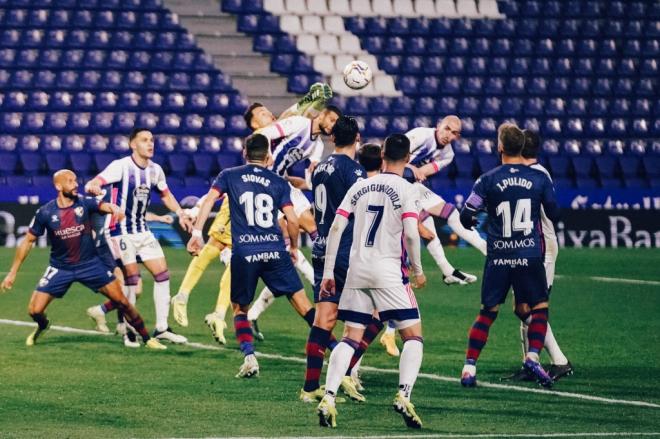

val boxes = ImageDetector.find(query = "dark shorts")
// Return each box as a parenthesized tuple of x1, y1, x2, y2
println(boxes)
(230, 250, 304, 306)
(481, 257, 548, 308)
(36, 258, 116, 298)
(312, 252, 348, 304)
(96, 243, 118, 271)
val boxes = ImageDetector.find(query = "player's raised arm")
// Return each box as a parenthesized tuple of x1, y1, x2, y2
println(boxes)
(1, 225, 39, 292)
(84, 159, 124, 196)
(97, 201, 125, 223)
(187, 187, 222, 255)
(460, 178, 486, 230)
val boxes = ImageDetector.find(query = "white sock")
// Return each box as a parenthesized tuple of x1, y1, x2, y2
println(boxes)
(521, 317, 530, 357)
(295, 249, 315, 284)
(385, 323, 396, 336)
(398, 339, 423, 400)
(247, 288, 275, 321)
(543, 322, 568, 365)
(426, 237, 454, 277)
(325, 341, 356, 395)
(125, 285, 137, 306)
(154, 280, 170, 332)
(447, 210, 487, 255)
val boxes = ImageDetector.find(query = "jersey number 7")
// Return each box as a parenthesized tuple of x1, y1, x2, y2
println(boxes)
(365, 205, 384, 247)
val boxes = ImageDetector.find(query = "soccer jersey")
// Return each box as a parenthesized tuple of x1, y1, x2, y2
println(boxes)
(29, 196, 104, 269)
(311, 154, 365, 258)
(466, 164, 560, 258)
(530, 163, 557, 242)
(336, 173, 419, 289)
(257, 115, 324, 177)
(95, 156, 169, 237)
(211, 164, 292, 253)
(405, 127, 455, 172)
(91, 184, 114, 248)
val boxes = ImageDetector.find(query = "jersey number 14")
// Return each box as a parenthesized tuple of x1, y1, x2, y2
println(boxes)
(496, 198, 533, 238)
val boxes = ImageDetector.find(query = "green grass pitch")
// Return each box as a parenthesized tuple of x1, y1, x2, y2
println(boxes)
(0, 247, 658, 438)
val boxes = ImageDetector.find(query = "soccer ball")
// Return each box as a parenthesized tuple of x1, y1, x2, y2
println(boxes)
(343, 60, 372, 90)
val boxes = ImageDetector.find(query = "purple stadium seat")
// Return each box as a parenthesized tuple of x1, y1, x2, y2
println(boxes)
(388, 116, 410, 133)
(548, 156, 571, 178)
(365, 117, 388, 137)
(207, 115, 226, 134)
(0, 152, 19, 175)
(217, 152, 243, 170)
(192, 153, 216, 178)
(69, 153, 92, 175)
(438, 97, 458, 114)
(563, 139, 581, 155)
(597, 155, 619, 178)
(167, 153, 190, 177)
(619, 156, 641, 178)
(390, 96, 413, 115)
(19, 152, 43, 175)
(189, 93, 208, 112)
(369, 97, 390, 114)
(572, 156, 593, 178)
(45, 152, 68, 173)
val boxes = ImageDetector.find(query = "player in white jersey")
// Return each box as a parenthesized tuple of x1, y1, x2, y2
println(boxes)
(404, 116, 488, 285)
(240, 101, 340, 337)
(85, 128, 193, 344)
(506, 130, 573, 382)
(317, 134, 426, 429)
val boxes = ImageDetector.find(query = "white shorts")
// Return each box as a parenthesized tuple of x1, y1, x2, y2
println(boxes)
(338, 284, 421, 330)
(109, 232, 165, 265)
(278, 185, 312, 219)
(414, 183, 445, 212)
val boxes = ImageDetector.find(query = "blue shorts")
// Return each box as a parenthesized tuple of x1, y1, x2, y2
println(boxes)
(481, 257, 548, 308)
(230, 250, 304, 306)
(96, 243, 118, 271)
(312, 252, 348, 304)
(36, 258, 116, 298)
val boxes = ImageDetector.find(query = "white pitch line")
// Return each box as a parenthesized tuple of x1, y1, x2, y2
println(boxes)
(554, 274, 660, 286)
(2, 319, 659, 410)
(203, 434, 660, 439)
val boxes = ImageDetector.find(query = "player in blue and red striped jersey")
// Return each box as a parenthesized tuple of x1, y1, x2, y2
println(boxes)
(187, 133, 322, 378)
(0, 170, 165, 350)
(459, 124, 560, 388)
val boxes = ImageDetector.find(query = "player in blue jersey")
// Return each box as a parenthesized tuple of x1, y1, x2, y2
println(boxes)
(458, 124, 560, 388)
(188, 133, 324, 378)
(0, 170, 166, 350)
(301, 116, 371, 403)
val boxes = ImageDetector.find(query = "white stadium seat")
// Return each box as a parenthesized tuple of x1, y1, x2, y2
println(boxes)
(350, 0, 375, 16)
(318, 34, 341, 54)
(330, 73, 376, 96)
(328, 0, 351, 16)
(285, 0, 307, 14)
(339, 34, 362, 55)
(378, 0, 396, 17)
(323, 16, 346, 35)
(479, 0, 504, 18)
(280, 15, 302, 34)
(456, 0, 480, 17)
(263, 0, 286, 14)
(415, 0, 438, 16)
(307, 0, 330, 15)
(313, 54, 335, 75)
(393, 0, 416, 17)
(302, 15, 324, 34)
(334, 54, 354, 71)
(297, 34, 319, 53)
(435, 0, 458, 17)
(374, 74, 400, 96)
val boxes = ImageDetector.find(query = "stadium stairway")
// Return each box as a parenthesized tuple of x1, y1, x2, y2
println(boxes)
(164, 0, 301, 112)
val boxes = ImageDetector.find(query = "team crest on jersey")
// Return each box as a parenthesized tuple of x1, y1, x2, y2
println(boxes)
(355, 169, 363, 177)
(253, 167, 263, 173)
(134, 185, 150, 203)
(74, 206, 84, 217)
(510, 168, 519, 173)
(51, 215, 59, 223)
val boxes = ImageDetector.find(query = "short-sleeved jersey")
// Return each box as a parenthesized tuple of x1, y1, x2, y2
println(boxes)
(311, 154, 365, 257)
(96, 156, 168, 237)
(29, 196, 103, 268)
(257, 116, 324, 177)
(530, 162, 557, 241)
(211, 164, 292, 253)
(405, 127, 455, 172)
(336, 173, 419, 289)
(466, 164, 560, 258)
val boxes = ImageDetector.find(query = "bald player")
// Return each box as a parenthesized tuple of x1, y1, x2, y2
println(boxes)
(1, 170, 166, 350)
(404, 117, 488, 286)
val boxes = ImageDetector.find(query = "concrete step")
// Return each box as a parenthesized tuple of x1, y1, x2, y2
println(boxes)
(163, 0, 222, 17)
(232, 75, 289, 95)
(212, 54, 272, 75)
(179, 16, 237, 34)
(195, 34, 255, 56)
